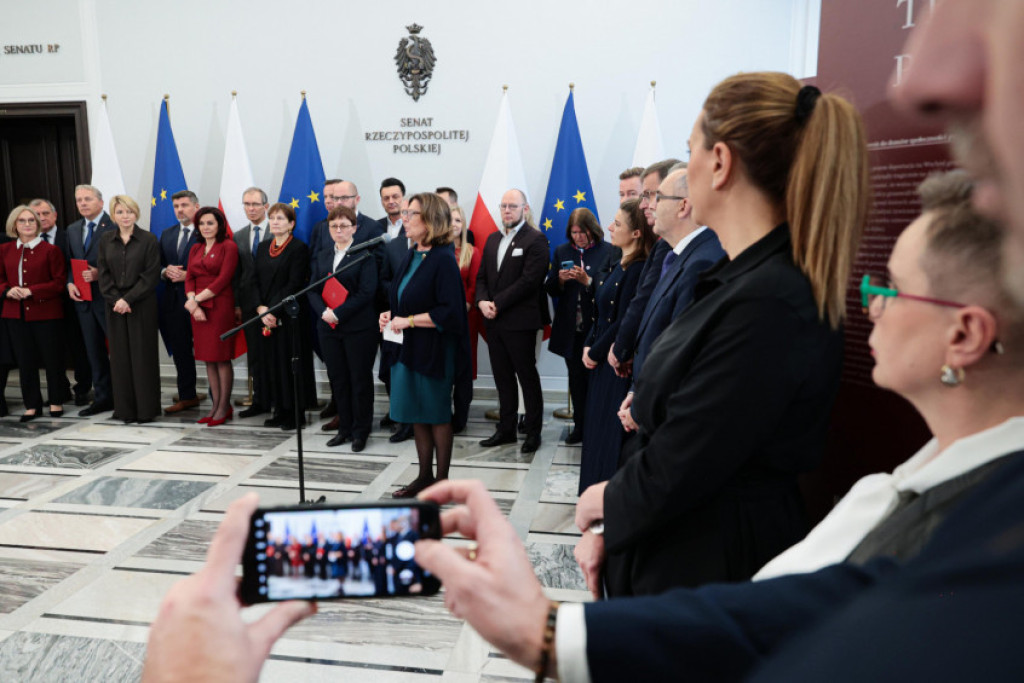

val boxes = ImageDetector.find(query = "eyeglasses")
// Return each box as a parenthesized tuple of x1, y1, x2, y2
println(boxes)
(243, 202, 265, 209)
(860, 273, 967, 319)
(329, 223, 354, 230)
(328, 195, 357, 202)
(498, 203, 522, 211)
(655, 192, 686, 203)
(401, 210, 421, 218)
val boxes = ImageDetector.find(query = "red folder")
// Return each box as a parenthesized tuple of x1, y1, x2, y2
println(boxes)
(321, 277, 349, 329)
(71, 259, 92, 302)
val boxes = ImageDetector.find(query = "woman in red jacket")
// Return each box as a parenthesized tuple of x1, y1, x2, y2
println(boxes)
(0, 206, 67, 421)
(451, 204, 481, 433)
(185, 207, 239, 426)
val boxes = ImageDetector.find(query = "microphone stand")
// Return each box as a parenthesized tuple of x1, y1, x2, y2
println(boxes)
(221, 244, 378, 505)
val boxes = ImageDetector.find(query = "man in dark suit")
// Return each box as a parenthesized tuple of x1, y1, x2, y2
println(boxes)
(378, 199, 414, 443)
(608, 159, 682, 377)
(476, 189, 550, 453)
(376, 178, 406, 241)
(618, 166, 724, 432)
(308, 180, 381, 264)
(32, 198, 91, 406)
(158, 190, 201, 414)
(233, 187, 272, 418)
(65, 184, 114, 416)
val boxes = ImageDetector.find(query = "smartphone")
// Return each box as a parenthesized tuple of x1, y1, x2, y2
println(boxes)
(561, 260, 575, 270)
(239, 500, 442, 603)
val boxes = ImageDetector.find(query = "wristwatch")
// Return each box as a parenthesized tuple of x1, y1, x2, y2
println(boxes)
(588, 520, 604, 536)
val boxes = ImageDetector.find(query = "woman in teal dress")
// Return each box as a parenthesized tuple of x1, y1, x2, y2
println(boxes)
(380, 192, 469, 498)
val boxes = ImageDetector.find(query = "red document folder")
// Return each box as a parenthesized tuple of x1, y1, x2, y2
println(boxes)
(71, 259, 92, 302)
(321, 277, 349, 329)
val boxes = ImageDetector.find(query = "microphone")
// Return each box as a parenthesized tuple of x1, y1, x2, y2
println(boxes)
(348, 234, 386, 252)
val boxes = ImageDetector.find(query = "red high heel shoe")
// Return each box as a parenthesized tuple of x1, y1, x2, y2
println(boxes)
(198, 415, 213, 424)
(206, 407, 233, 427)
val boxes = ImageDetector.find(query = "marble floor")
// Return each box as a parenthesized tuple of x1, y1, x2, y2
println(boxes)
(0, 389, 589, 682)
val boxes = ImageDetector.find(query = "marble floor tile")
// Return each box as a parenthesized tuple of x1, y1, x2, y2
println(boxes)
(46, 569, 176, 623)
(0, 472, 78, 500)
(396, 465, 526, 493)
(200, 485, 357, 512)
(539, 465, 579, 502)
(529, 503, 580, 535)
(117, 450, 258, 477)
(260, 657, 440, 683)
(451, 439, 535, 467)
(0, 420, 68, 439)
(0, 443, 133, 469)
(381, 489, 517, 517)
(56, 423, 179, 444)
(552, 446, 581, 466)
(251, 456, 388, 488)
(136, 519, 218, 562)
(0, 558, 82, 613)
(169, 429, 291, 452)
(525, 542, 586, 591)
(0, 512, 155, 552)
(52, 476, 216, 510)
(0, 632, 146, 682)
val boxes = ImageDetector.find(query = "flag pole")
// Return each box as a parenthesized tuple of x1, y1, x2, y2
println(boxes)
(553, 81, 578, 426)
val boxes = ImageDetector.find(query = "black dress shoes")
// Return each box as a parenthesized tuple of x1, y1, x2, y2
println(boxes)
(264, 414, 285, 428)
(79, 401, 113, 417)
(389, 423, 414, 443)
(239, 405, 267, 419)
(326, 433, 351, 447)
(564, 427, 583, 445)
(521, 434, 542, 453)
(351, 437, 366, 453)
(380, 414, 395, 428)
(479, 431, 517, 447)
(74, 393, 91, 407)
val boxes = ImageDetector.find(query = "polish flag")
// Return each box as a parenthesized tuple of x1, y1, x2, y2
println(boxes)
(218, 94, 254, 237)
(468, 89, 529, 244)
(632, 82, 665, 168)
(90, 96, 126, 205)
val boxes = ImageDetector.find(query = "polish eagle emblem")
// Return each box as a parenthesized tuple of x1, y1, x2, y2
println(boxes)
(395, 24, 436, 102)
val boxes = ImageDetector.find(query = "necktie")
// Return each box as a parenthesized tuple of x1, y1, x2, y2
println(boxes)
(177, 228, 190, 263)
(660, 250, 679, 278)
(252, 226, 260, 255)
(84, 221, 95, 253)
(41, 232, 50, 243)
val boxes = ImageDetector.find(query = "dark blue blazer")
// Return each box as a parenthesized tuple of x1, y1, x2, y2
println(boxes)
(544, 240, 616, 359)
(631, 228, 724, 383)
(611, 237, 671, 364)
(585, 449, 1024, 683)
(308, 212, 380, 265)
(584, 259, 644, 365)
(389, 246, 467, 379)
(64, 212, 115, 313)
(379, 227, 409, 312)
(307, 244, 378, 332)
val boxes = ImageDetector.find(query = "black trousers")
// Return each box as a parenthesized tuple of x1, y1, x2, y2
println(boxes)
(75, 300, 112, 404)
(242, 308, 271, 410)
(318, 324, 377, 439)
(62, 299, 91, 399)
(9, 317, 66, 409)
(566, 330, 589, 430)
(487, 327, 543, 436)
(160, 291, 197, 401)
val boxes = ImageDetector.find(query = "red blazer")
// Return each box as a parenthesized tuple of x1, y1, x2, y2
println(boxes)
(459, 244, 482, 306)
(185, 239, 239, 307)
(0, 240, 67, 320)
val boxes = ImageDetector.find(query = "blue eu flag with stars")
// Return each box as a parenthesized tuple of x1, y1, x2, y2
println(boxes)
(539, 91, 598, 256)
(278, 98, 327, 245)
(150, 99, 188, 239)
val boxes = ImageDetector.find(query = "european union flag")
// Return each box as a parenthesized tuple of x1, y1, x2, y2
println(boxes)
(150, 99, 188, 239)
(539, 91, 598, 256)
(278, 98, 327, 244)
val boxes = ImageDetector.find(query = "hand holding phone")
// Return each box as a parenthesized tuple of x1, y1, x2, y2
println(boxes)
(239, 500, 442, 603)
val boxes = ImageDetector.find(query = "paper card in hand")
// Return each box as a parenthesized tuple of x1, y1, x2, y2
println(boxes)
(71, 259, 92, 302)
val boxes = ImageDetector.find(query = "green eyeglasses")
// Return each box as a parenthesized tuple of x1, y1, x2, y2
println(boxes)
(859, 273, 967, 317)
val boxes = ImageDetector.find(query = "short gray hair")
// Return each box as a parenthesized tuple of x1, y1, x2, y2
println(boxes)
(243, 186, 268, 204)
(29, 198, 56, 212)
(75, 184, 102, 201)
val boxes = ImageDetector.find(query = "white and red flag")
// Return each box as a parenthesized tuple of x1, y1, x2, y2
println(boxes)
(90, 96, 126, 206)
(468, 89, 529, 244)
(218, 94, 254, 236)
(632, 82, 665, 168)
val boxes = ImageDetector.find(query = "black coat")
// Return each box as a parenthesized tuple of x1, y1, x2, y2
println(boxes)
(307, 243, 378, 332)
(604, 224, 844, 596)
(544, 240, 616, 359)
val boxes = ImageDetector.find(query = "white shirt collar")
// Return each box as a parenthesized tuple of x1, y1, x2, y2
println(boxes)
(503, 220, 525, 236)
(17, 236, 43, 250)
(673, 226, 708, 255)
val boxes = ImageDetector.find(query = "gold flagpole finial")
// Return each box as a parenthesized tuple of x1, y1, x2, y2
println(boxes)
(569, 82, 575, 91)
(231, 90, 237, 98)
(163, 94, 169, 101)
(301, 90, 307, 100)
(650, 80, 656, 88)
(101, 94, 107, 101)
(502, 84, 509, 93)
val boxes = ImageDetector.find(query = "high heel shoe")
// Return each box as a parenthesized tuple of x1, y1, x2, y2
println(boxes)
(207, 408, 233, 427)
(20, 412, 39, 423)
(198, 415, 212, 424)
(50, 406, 64, 418)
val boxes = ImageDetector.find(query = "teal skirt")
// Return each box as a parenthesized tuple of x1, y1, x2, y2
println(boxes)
(389, 337, 456, 425)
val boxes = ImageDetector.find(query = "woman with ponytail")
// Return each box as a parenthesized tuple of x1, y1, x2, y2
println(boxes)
(574, 72, 870, 597)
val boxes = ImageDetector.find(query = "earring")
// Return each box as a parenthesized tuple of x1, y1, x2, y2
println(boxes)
(940, 364, 965, 387)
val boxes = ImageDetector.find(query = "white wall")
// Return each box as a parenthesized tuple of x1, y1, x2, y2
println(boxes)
(1, 0, 820, 390)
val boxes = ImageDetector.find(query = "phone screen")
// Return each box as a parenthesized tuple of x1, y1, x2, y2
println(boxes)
(240, 501, 441, 603)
